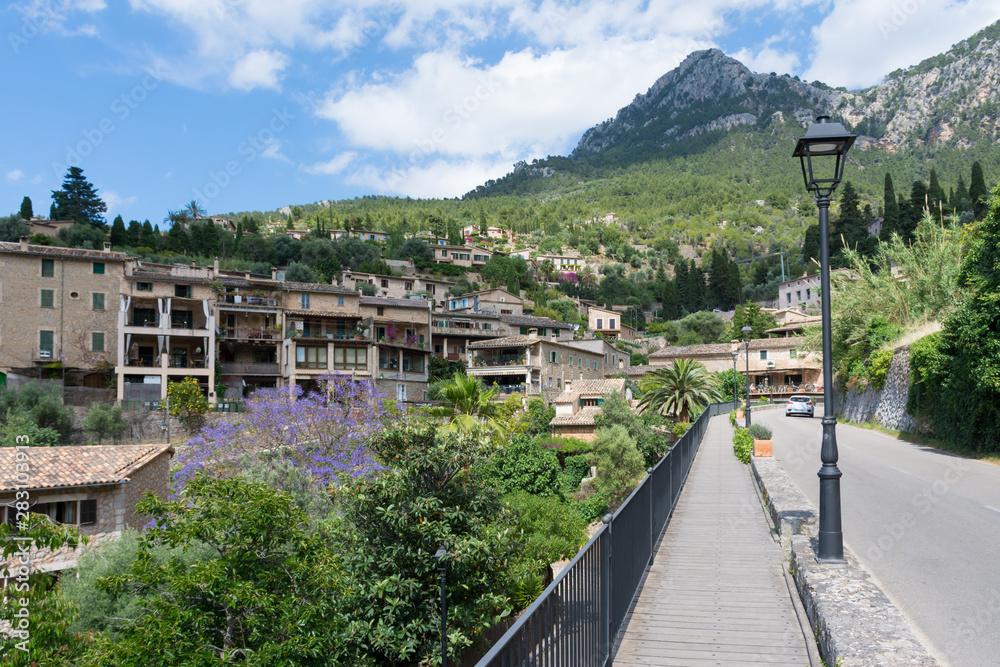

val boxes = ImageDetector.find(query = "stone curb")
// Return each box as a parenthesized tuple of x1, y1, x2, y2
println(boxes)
(751, 456, 940, 666)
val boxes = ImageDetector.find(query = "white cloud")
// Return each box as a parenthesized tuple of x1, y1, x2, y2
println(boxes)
(302, 152, 357, 175)
(731, 46, 800, 76)
(102, 190, 138, 212)
(6, 169, 24, 182)
(345, 155, 514, 198)
(803, 0, 1000, 88)
(229, 49, 289, 91)
(260, 138, 293, 163)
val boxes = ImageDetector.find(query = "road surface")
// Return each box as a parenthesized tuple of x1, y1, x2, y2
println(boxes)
(756, 409, 1000, 667)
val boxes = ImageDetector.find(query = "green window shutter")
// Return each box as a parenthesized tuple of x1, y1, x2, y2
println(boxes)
(39, 330, 53, 354)
(93, 262, 105, 275)
(92, 332, 104, 352)
(539, 328, 546, 336)
(40, 289, 53, 308)
(597, 398, 605, 406)
(520, 327, 527, 335)
(41, 259, 54, 277)
(92, 293, 104, 310)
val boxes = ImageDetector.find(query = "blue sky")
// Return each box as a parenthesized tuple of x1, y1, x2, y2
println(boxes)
(3, 0, 999, 224)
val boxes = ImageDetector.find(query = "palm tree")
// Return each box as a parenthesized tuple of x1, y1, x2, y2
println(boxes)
(426, 372, 502, 440)
(637, 359, 722, 423)
(185, 200, 206, 220)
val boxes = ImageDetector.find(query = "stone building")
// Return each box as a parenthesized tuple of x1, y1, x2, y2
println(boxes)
(361, 296, 432, 403)
(466, 331, 606, 404)
(550, 378, 631, 440)
(0, 239, 127, 389)
(340, 270, 455, 307)
(778, 272, 822, 310)
(431, 312, 509, 363)
(587, 306, 636, 340)
(0, 444, 173, 577)
(561, 338, 631, 374)
(649, 338, 822, 396)
(447, 288, 523, 316)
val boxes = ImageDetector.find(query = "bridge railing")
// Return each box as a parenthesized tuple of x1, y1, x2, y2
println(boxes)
(476, 402, 730, 667)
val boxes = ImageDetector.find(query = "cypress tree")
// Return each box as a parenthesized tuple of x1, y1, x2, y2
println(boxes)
(906, 180, 929, 241)
(970, 161, 989, 219)
(141, 220, 158, 248)
(690, 260, 707, 312)
(707, 248, 728, 310)
(127, 219, 142, 246)
(954, 174, 970, 211)
(928, 169, 947, 209)
(19, 196, 32, 220)
(661, 276, 678, 320)
(674, 260, 689, 314)
(802, 223, 821, 265)
(727, 258, 742, 307)
(882, 173, 899, 240)
(109, 215, 128, 247)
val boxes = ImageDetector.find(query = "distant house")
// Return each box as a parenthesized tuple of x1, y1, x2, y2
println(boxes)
(27, 219, 75, 238)
(448, 289, 523, 316)
(588, 306, 636, 340)
(562, 338, 630, 374)
(0, 444, 174, 577)
(209, 216, 236, 233)
(778, 273, 821, 310)
(550, 378, 631, 441)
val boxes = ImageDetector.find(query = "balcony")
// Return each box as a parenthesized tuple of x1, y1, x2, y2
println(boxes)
(220, 327, 282, 341)
(221, 362, 281, 376)
(470, 354, 529, 368)
(431, 324, 500, 337)
(217, 294, 280, 308)
(289, 329, 372, 342)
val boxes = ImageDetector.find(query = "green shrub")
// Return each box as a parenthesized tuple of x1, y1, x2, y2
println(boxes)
(747, 423, 772, 440)
(867, 349, 895, 392)
(558, 454, 592, 495)
(478, 436, 561, 496)
(82, 402, 128, 444)
(503, 491, 587, 566)
(728, 410, 737, 427)
(732, 427, 753, 464)
(591, 425, 645, 503)
(907, 332, 947, 417)
(574, 491, 609, 523)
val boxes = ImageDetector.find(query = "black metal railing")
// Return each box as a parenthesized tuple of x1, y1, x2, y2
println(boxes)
(476, 402, 728, 667)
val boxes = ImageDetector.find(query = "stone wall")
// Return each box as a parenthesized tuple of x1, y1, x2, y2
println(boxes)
(835, 345, 919, 433)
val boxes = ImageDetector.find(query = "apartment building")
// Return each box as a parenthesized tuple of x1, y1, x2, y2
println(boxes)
(0, 239, 127, 388)
(339, 270, 455, 305)
(535, 252, 587, 271)
(361, 296, 432, 403)
(216, 274, 284, 397)
(431, 312, 508, 362)
(466, 330, 606, 404)
(117, 263, 217, 404)
(447, 288, 523, 316)
(562, 338, 631, 374)
(431, 244, 497, 268)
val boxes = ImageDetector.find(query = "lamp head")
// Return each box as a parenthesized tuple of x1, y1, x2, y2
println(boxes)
(741, 325, 753, 340)
(793, 115, 856, 198)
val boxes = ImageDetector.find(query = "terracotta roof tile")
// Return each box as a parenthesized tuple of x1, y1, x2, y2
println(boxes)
(360, 296, 432, 308)
(554, 379, 626, 402)
(551, 406, 603, 426)
(500, 314, 572, 328)
(0, 445, 174, 492)
(649, 337, 807, 358)
(0, 241, 128, 261)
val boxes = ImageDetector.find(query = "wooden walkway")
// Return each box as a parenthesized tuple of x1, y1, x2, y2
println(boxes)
(613, 416, 814, 666)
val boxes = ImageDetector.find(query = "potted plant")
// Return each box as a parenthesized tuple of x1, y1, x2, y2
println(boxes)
(748, 423, 773, 458)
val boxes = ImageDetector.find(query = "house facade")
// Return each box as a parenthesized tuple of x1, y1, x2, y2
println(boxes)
(562, 338, 631, 374)
(550, 378, 631, 441)
(0, 239, 127, 389)
(447, 289, 523, 316)
(778, 273, 821, 310)
(361, 296, 432, 403)
(587, 306, 636, 340)
(0, 444, 173, 576)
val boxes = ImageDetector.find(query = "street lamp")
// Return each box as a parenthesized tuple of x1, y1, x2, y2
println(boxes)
(741, 324, 752, 428)
(731, 345, 739, 413)
(435, 546, 449, 667)
(794, 115, 856, 563)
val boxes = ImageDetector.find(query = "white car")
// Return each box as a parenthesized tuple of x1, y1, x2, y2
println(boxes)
(785, 395, 814, 418)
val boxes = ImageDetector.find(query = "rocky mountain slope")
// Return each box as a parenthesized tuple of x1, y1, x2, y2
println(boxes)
(573, 20, 1000, 165)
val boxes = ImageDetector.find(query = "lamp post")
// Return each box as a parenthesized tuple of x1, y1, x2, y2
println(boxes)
(793, 115, 856, 563)
(741, 325, 752, 428)
(435, 546, 448, 667)
(731, 347, 739, 413)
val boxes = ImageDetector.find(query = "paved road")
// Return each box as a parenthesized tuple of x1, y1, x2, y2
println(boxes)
(757, 409, 1000, 667)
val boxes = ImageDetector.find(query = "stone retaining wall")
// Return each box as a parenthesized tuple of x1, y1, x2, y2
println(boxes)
(751, 456, 939, 666)
(835, 346, 919, 433)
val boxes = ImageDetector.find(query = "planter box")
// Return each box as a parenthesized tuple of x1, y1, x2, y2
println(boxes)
(753, 439, 772, 458)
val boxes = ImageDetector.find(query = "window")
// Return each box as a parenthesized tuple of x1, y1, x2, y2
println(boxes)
(404, 282, 412, 290)
(441, 249, 448, 257)
(459, 253, 469, 260)
(132, 307, 156, 326)
(92, 293, 104, 310)
(377, 307, 385, 316)
(451, 253, 459, 259)
(760, 351, 768, 360)
(40, 289, 54, 308)
(592, 361, 598, 370)
(609, 318, 616, 329)
(171, 309, 193, 329)
(41, 258, 54, 277)
(786, 293, 791, 304)
(334, 347, 367, 370)
(381, 279, 389, 288)
(549, 351, 558, 363)
(93, 262, 105, 275)
(301, 293, 310, 309)
(796, 290, 801, 301)
(500, 309, 512, 315)
(806, 288, 811, 300)
(577, 358, 582, 367)
(39, 330, 53, 357)
(92, 332, 105, 352)
(428, 285, 436, 294)
(174, 284, 191, 298)
(137, 282, 153, 291)
(568, 355, 573, 365)
(20, 499, 95, 526)
(296, 346, 328, 368)
(597, 318, 603, 329)
(434, 344, 443, 354)
(337, 296, 345, 307)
